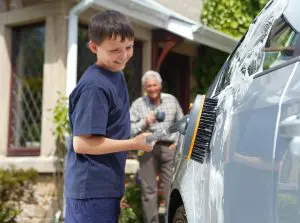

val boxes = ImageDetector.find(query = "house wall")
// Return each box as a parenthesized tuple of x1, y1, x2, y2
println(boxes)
(0, 1, 198, 221)
(157, 0, 204, 22)
(0, 2, 152, 222)
(15, 174, 57, 223)
(0, 1, 152, 173)
(0, 1, 70, 171)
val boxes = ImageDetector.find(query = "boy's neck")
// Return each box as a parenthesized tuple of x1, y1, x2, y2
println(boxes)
(95, 62, 118, 73)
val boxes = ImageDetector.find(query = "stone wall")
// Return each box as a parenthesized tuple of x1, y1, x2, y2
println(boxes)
(16, 174, 59, 223)
(14, 159, 139, 223)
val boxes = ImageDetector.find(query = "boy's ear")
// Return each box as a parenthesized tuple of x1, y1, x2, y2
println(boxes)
(88, 40, 98, 54)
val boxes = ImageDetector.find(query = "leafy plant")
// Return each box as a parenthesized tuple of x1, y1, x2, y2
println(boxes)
(50, 93, 70, 218)
(52, 93, 70, 142)
(0, 167, 38, 223)
(119, 175, 143, 223)
(193, 0, 269, 96)
(201, 0, 268, 37)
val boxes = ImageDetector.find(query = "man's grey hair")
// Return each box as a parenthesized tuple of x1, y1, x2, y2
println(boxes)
(141, 70, 162, 87)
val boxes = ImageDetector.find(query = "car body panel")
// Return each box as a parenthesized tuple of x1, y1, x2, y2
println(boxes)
(283, 0, 300, 32)
(169, 0, 300, 222)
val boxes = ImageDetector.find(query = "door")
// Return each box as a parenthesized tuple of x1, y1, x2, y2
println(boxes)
(159, 52, 190, 113)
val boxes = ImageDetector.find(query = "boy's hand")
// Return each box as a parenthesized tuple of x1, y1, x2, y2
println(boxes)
(133, 133, 155, 152)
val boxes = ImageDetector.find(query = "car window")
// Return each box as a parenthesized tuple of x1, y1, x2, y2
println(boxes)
(214, 16, 299, 95)
(263, 16, 299, 70)
(213, 34, 246, 96)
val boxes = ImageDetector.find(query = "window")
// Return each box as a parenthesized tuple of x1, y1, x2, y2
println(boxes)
(214, 33, 247, 95)
(263, 17, 299, 70)
(214, 16, 299, 95)
(8, 23, 45, 156)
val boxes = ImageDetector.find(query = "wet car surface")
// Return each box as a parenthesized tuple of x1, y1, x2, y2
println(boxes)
(168, 0, 300, 222)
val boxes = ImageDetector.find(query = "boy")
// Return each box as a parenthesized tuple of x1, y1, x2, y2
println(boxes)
(64, 10, 153, 223)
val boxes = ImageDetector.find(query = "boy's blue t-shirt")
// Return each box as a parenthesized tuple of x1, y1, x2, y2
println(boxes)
(64, 64, 131, 199)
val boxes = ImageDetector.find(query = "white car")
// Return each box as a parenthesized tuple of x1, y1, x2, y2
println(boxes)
(168, 0, 300, 222)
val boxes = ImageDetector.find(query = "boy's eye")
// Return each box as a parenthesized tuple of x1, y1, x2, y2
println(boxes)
(126, 46, 133, 50)
(110, 49, 119, 52)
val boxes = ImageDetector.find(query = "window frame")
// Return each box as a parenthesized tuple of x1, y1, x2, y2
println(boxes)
(7, 22, 45, 156)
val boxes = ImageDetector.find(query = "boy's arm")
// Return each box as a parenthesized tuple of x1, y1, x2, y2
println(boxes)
(72, 87, 153, 154)
(74, 133, 153, 155)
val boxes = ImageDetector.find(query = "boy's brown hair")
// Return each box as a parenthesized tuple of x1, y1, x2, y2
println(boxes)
(88, 10, 134, 45)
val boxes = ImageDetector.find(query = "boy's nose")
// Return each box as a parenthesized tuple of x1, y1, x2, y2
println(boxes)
(119, 51, 127, 61)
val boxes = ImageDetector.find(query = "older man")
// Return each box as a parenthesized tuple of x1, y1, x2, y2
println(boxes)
(130, 70, 184, 223)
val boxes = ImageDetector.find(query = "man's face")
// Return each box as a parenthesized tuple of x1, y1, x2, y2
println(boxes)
(144, 77, 161, 101)
(89, 35, 134, 72)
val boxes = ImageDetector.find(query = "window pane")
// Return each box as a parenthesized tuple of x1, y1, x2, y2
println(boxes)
(10, 24, 45, 149)
(263, 17, 299, 70)
(215, 16, 299, 95)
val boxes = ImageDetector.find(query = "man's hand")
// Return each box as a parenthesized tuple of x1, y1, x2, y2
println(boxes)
(145, 112, 156, 126)
(133, 132, 155, 152)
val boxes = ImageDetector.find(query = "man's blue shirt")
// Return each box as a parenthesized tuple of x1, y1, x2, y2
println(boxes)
(64, 64, 131, 199)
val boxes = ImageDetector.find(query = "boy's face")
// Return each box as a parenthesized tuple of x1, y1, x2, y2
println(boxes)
(89, 35, 134, 72)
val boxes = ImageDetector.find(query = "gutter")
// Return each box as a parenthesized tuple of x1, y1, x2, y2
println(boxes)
(66, 0, 94, 96)
(66, 0, 239, 96)
(193, 24, 239, 54)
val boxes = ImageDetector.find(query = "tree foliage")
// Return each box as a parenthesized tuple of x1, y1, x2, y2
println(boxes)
(201, 0, 269, 37)
(193, 0, 270, 95)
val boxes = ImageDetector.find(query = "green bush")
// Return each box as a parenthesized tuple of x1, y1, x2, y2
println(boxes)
(50, 93, 70, 217)
(0, 167, 38, 223)
(119, 175, 143, 223)
(201, 0, 268, 37)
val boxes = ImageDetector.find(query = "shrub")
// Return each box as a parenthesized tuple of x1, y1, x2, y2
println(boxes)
(119, 174, 143, 223)
(0, 167, 38, 223)
(50, 93, 70, 218)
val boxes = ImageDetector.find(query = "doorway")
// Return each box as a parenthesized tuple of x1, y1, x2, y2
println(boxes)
(159, 52, 190, 114)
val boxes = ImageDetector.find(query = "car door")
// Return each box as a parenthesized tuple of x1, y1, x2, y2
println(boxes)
(273, 1, 300, 222)
(219, 15, 300, 223)
(276, 60, 300, 223)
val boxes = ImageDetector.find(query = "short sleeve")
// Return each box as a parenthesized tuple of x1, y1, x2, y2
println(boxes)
(72, 86, 109, 136)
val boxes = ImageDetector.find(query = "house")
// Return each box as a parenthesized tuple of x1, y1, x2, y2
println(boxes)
(0, 0, 237, 221)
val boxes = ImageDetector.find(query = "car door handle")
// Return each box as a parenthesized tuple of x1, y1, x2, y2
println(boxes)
(279, 115, 300, 138)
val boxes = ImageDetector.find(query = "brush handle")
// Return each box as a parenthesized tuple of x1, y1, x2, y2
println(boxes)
(145, 116, 188, 144)
(146, 129, 169, 144)
(168, 116, 188, 134)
